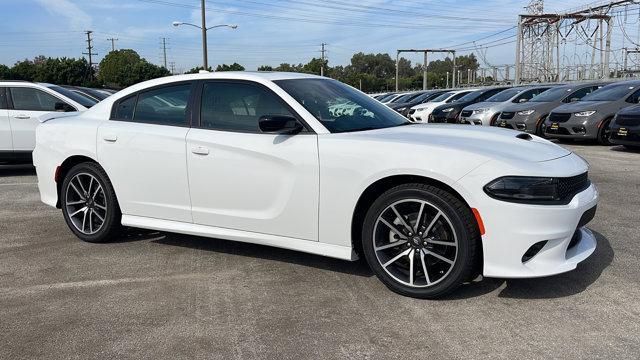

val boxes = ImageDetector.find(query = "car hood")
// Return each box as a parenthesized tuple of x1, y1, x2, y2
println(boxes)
(552, 100, 607, 113)
(412, 101, 443, 110)
(348, 124, 571, 163)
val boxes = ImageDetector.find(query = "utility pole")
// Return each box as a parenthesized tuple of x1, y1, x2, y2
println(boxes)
(201, 0, 208, 70)
(446, 71, 449, 88)
(83, 30, 97, 78)
(320, 43, 327, 76)
(395, 48, 455, 91)
(161, 37, 168, 69)
(107, 37, 118, 52)
(169, 61, 176, 75)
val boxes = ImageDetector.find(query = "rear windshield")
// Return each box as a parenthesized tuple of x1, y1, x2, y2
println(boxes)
(582, 83, 637, 101)
(47, 85, 97, 108)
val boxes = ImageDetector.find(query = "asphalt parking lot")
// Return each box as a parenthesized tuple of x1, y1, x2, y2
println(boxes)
(1, 143, 639, 359)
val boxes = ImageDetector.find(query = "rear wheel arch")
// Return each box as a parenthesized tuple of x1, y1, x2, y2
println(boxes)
(351, 175, 482, 269)
(55, 156, 112, 207)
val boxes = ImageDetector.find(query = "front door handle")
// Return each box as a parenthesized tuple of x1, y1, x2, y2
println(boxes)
(191, 146, 210, 155)
(102, 134, 118, 142)
(14, 114, 30, 119)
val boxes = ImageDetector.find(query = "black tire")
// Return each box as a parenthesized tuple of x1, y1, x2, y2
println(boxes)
(361, 183, 479, 299)
(597, 118, 612, 145)
(535, 115, 547, 137)
(61, 162, 122, 243)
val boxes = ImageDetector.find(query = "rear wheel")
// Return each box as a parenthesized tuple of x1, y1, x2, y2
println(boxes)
(361, 184, 478, 299)
(598, 118, 612, 145)
(61, 162, 122, 243)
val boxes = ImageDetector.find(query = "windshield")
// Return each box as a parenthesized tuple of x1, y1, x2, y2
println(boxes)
(275, 78, 409, 133)
(79, 87, 109, 100)
(431, 91, 454, 102)
(456, 90, 482, 102)
(485, 88, 522, 102)
(47, 85, 97, 108)
(411, 92, 434, 103)
(529, 86, 573, 102)
(582, 83, 636, 101)
(392, 93, 415, 103)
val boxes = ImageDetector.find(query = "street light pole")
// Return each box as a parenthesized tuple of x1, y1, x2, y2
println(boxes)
(201, 0, 208, 70)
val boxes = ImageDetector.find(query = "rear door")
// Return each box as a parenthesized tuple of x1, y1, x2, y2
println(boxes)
(7, 86, 76, 151)
(97, 82, 195, 222)
(0, 87, 11, 152)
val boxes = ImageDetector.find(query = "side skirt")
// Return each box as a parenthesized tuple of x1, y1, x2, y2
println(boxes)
(121, 215, 357, 261)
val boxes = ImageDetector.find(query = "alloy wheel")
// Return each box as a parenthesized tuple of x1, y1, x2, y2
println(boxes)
(372, 199, 458, 288)
(65, 172, 107, 235)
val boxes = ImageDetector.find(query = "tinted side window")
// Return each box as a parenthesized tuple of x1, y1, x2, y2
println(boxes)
(132, 84, 192, 125)
(200, 82, 294, 132)
(10, 87, 69, 111)
(564, 87, 594, 103)
(514, 88, 548, 102)
(477, 89, 504, 102)
(0, 88, 7, 109)
(113, 95, 136, 120)
(626, 89, 640, 104)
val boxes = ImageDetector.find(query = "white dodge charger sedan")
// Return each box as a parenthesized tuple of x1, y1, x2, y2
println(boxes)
(33, 72, 598, 298)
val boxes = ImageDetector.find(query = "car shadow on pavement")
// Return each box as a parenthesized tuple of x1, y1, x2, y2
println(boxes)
(610, 145, 640, 153)
(147, 231, 375, 277)
(445, 230, 614, 300)
(0, 164, 36, 177)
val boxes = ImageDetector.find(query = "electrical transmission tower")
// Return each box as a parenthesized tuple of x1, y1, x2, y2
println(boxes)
(320, 43, 327, 76)
(513, 0, 637, 84)
(160, 37, 169, 69)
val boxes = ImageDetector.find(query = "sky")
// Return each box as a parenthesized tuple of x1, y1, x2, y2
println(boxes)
(0, 0, 600, 73)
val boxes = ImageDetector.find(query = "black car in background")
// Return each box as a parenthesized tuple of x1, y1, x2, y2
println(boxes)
(429, 87, 509, 123)
(389, 90, 448, 117)
(610, 105, 640, 150)
(62, 86, 110, 102)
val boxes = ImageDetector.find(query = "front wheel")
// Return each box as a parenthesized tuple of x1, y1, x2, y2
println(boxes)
(361, 184, 479, 299)
(61, 162, 122, 243)
(597, 118, 612, 145)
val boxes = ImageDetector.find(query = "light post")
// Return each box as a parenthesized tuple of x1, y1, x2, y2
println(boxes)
(172, 9, 237, 71)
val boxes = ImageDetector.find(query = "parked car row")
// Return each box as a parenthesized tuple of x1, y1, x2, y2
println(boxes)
(0, 81, 116, 163)
(375, 79, 640, 149)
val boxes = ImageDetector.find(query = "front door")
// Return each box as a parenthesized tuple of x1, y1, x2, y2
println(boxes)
(186, 81, 319, 241)
(96, 83, 194, 222)
(0, 87, 11, 152)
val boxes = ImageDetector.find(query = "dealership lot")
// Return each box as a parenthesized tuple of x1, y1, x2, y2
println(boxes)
(1, 144, 639, 359)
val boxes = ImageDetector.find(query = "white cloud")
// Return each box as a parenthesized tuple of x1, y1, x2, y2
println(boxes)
(35, 0, 92, 30)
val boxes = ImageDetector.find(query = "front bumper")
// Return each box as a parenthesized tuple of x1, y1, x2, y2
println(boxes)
(458, 155, 598, 278)
(610, 124, 640, 146)
(544, 116, 600, 139)
(495, 113, 539, 133)
(459, 112, 493, 126)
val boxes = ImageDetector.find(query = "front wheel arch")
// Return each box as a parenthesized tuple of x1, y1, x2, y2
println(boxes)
(351, 175, 483, 273)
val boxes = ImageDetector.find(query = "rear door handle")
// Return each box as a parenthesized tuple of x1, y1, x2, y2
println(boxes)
(14, 114, 30, 119)
(102, 134, 118, 142)
(191, 146, 210, 155)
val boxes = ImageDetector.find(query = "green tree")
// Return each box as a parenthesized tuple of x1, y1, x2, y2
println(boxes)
(0, 64, 10, 79)
(10, 59, 37, 81)
(257, 65, 274, 71)
(98, 49, 169, 88)
(185, 66, 213, 74)
(216, 62, 245, 71)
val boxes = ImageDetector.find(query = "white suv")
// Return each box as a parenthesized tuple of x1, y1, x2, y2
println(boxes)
(0, 81, 95, 163)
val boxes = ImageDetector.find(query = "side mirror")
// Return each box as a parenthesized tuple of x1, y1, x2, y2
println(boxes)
(258, 115, 303, 135)
(55, 102, 75, 112)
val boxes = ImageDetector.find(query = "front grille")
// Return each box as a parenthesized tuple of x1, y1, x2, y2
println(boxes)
(615, 115, 640, 126)
(501, 112, 515, 119)
(460, 110, 473, 117)
(549, 112, 572, 123)
(557, 172, 590, 201)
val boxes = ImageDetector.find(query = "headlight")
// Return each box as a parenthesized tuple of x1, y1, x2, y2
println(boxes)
(484, 176, 560, 202)
(516, 109, 535, 116)
(473, 108, 488, 114)
(574, 110, 596, 117)
(442, 107, 454, 113)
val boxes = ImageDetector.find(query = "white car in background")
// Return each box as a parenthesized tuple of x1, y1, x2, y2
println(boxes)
(408, 89, 476, 122)
(1, 81, 95, 163)
(33, 72, 598, 299)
